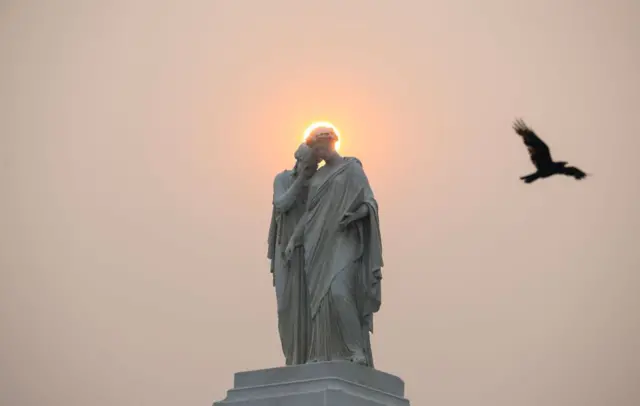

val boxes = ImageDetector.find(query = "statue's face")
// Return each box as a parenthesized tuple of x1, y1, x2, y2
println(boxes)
(302, 160, 318, 177)
(303, 152, 320, 176)
(311, 139, 335, 161)
(294, 144, 319, 177)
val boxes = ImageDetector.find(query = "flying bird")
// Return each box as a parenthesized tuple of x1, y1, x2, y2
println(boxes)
(513, 118, 588, 184)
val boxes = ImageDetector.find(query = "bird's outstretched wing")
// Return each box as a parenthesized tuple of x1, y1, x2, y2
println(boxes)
(513, 118, 553, 168)
(559, 166, 587, 180)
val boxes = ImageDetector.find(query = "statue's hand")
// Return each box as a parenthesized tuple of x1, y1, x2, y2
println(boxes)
(300, 159, 318, 180)
(339, 212, 355, 231)
(296, 160, 308, 176)
(284, 240, 295, 262)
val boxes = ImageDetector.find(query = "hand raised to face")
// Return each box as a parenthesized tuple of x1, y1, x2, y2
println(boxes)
(294, 143, 319, 178)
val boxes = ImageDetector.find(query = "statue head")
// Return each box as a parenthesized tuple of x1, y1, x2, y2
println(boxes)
(292, 143, 319, 178)
(305, 126, 339, 161)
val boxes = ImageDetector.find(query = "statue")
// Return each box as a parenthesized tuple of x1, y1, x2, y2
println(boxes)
(284, 127, 383, 367)
(215, 132, 402, 406)
(267, 143, 319, 365)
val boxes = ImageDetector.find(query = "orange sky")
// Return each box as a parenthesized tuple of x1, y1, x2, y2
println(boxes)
(1, 1, 639, 405)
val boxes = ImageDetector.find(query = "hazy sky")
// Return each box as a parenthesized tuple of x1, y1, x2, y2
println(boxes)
(1, 1, 639, 405)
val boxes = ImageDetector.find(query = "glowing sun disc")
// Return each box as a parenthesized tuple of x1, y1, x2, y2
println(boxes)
(303, 121, 341, 152)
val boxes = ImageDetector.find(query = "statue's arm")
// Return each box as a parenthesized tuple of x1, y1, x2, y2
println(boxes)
(291, 213, 307, 246)
(273, 173, 304, 213)
(283, 212, 307, 261)
(348, 163, 373, 222)
(289, 212, 307, 247)
(351, 203, 369, 220)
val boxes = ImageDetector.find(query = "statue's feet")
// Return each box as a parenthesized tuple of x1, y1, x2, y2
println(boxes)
(305, 354, 366, 365)
(348, 350, 367, 366)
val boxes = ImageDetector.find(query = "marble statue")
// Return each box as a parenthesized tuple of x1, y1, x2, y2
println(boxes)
(267, 143, 319, 365)
(215, 130, 399, 406)
(284, 126, 383, 367)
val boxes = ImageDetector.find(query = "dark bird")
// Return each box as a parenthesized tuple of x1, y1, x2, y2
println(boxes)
(513, 118, 588, 184)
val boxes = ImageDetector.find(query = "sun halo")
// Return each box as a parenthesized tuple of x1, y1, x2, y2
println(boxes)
(302, 121, 341, 152)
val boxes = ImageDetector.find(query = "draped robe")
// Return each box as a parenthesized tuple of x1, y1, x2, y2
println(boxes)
(267, 170, 310, 365)
(303, 157, 383, 367)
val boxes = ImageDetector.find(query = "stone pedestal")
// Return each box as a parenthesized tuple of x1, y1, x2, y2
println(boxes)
(213, 361, 410, 406)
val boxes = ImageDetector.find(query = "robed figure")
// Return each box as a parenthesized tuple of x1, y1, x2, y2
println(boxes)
(285, 127, 383, 367)
(267, 144, 318, 365)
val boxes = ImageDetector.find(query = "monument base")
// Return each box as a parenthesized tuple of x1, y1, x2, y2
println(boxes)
(213, 361, 410, 406)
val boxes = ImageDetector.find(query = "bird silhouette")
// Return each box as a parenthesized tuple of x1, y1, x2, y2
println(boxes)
(513, 118, 588, 184)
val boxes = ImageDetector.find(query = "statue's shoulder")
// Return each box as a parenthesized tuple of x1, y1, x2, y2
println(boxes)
(274, 169, 293, 180)
(343, 157, 365, 174)
(273, 169, 293, 186)
(343, 156, 363, 167)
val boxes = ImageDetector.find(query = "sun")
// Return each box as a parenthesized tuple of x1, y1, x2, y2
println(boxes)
(303, 121, 341, 152)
